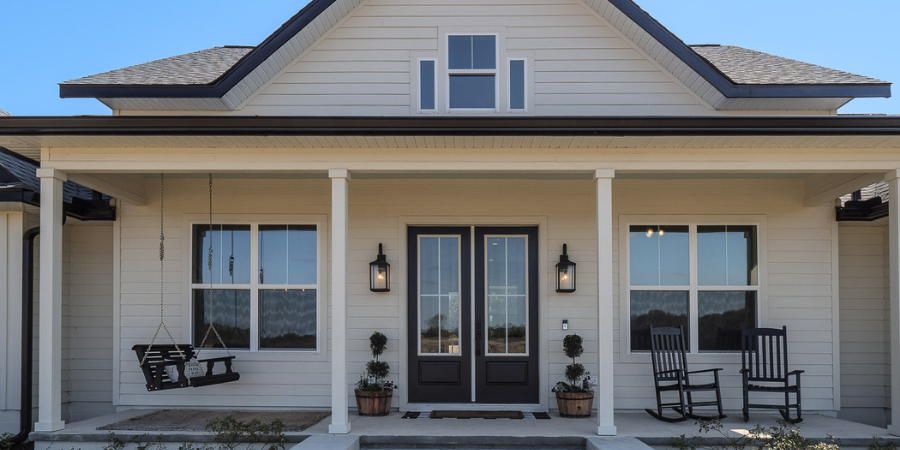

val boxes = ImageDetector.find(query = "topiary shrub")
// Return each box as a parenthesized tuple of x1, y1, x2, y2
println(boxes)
(356, 331, 396, 391)
(552, 333, 593, 393)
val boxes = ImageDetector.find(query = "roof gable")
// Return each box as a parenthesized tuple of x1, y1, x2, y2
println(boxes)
(57, 0, 891, 112)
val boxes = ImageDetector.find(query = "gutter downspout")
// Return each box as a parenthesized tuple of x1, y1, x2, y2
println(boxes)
(9, 227, 39, 447)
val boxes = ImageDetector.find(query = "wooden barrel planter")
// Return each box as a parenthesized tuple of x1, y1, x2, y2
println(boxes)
(355, 389, 393, 416)
(555, 392, 594, 418)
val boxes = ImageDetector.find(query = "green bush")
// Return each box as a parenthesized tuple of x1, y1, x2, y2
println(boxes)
(356, 331, 396, 391)
(552, 333, 593, 393)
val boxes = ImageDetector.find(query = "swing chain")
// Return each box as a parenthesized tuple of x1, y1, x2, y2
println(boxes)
(197, 174, 233, 359)
(141, 173, 187, 368)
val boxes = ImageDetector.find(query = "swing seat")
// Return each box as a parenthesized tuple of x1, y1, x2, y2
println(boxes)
(133, 344, 240, 391)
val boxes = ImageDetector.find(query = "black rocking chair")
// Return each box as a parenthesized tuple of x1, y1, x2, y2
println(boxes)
(646, 326, 726, 422)
(741, 326, 803, 423)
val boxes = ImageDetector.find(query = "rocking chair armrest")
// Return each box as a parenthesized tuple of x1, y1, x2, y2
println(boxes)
(739, 368, 750, 374)
(787, 369, 804, 377)
(687, 368, 722, 375)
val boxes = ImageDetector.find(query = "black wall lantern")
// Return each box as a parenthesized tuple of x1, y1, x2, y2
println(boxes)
(369, 243, 391, 292)
(556, 244, 576, 293)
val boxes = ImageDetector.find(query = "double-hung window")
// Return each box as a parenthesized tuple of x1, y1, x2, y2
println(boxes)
(191, 223, 318, 351)
(628, 224, 758, 353)
(447, 35, 498, 110)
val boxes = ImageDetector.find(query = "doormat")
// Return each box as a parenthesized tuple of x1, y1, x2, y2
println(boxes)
(401, 411, 550, 419)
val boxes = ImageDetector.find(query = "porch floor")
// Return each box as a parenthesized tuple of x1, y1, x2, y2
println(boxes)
(30, 409, 896, 448)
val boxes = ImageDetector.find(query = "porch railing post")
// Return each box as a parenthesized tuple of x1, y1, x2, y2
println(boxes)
(35, 168, 66, 432)
(595, 169, 616, 436)
(329, 169, 352, 434)
(887, 169, 900, 436)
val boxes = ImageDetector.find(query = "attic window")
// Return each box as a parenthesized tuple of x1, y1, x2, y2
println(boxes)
(447, 35, 497, 110)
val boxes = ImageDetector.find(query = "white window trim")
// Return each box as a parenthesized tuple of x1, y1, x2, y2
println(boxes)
(182, 214, 327, 357)
(445, 32, 501, 113)
(617, 215, 768, 364)
(415, 57, 438, 114)
(506, 57, 528, 113)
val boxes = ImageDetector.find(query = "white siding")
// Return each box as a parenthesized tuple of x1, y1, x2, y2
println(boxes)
(837, 225, 890, 427)
(111, 177, 840, 413)
(64, 225, 115, 422)
(239, 0, 715, 116)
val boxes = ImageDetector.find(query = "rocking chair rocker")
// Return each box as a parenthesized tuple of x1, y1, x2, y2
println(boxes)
(645, 326, 726, 422)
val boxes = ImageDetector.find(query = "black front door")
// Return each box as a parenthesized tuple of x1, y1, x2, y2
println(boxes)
(407, 226, 539, 404)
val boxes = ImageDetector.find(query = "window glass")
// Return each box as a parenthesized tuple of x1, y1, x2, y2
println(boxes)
(448, 35, 496, 70)
(258, 225, 317, 285)
(193, 289, 251, 349)
(259, 289, 317, 349)
(449, 75, 495, 109)
(420, 60, 435, 110)
(630, 290, 689, 351)
(509, 60, 525, 110)
(192, 225, 251, 284)
(629, 225, 689, 286)
(487, 236, 527, 354)
(698, 226, 757, 286)
(698, 291, 757, 352)
(419, 237, 461, 354)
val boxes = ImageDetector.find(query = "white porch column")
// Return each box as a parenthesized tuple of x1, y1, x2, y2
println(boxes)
(329, 169, 351, 434)
(595, 169, 616, 436)
(887, 170, 900, 436)
(35, 168, 66, 432)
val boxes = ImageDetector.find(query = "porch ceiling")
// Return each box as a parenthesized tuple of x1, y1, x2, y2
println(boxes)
(1, 116, 900, 162)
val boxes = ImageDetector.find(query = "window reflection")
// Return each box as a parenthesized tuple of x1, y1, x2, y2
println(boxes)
(698, 291, 756, 352)
(419, 237, 461, 354)
(698, 226, 757, 286)
(193, 289, 251, 349)
(259, 225, 317, 285)
(259, 289, 317, 349)
(193, 225, 251, 284)
(629, 225, 689, 286)
(487, 237, 527, 354)
(630, 290, 689, 351)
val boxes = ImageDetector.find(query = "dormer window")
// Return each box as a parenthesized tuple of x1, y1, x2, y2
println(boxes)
(414, 29, 531, 115)
(447, 35, 497, 110)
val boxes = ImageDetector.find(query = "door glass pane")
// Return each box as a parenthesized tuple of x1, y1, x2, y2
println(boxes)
(449, 75, 495, 109)
(629, 225, 689, 286)
(419, 237, 461, 354)
(487, 236, 527, 354)
(698, 291, 757, 352)
(698, 226, 757, 286)
(193, 289, 251, 349)
(193, 225, 250, 284)
(448, 35, 496, 70)
(259, 225, 317, 285)
(630, 290, 689, 351)
(259, 289, 317, 349)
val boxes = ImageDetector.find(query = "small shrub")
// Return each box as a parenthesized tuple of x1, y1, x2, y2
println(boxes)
(356, 331, 396, 392)
(552, 334, 593, 393)
(205, 415, 285, 450)
(672, 419, 839, 450)
(869, 436, 900, 450)
(0, 433, 15, 450)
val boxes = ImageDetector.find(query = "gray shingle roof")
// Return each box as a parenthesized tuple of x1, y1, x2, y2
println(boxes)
(63, 46, 253, 86)
(60, 42, 884, 89)
(0, 151, 99, 203)
(0, 108, 10, 116)
(691, 45, 886, 85)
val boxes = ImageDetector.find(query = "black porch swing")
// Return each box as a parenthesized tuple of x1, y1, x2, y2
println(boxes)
(132, 174, 241, 391)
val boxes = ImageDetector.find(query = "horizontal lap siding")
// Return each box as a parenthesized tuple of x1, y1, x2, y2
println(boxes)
(837, 226, 889, 427)
(613, 179, 837, 412)
(64, 225, 115, 422)
(240, 0, 710, 116)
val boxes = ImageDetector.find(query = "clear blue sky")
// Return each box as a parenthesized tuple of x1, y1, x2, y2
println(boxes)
(1, 0, 897, 116)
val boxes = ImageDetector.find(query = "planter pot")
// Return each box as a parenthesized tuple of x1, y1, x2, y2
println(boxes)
(354, 389, 393, 416)
(555, 391, 594, 418)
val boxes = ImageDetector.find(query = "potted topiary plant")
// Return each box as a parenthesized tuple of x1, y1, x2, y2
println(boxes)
(552, 333, 594, 417)
(354, 331, 396, 416)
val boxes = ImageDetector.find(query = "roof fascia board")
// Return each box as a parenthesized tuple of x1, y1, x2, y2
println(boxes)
(60, 0, 890, 102)
(2, 116, 900, 137)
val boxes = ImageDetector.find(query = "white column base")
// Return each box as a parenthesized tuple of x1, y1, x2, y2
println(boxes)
(34, 420, 65, 432)
(328, 422, 352, 434)
(596, 425, 617, 436)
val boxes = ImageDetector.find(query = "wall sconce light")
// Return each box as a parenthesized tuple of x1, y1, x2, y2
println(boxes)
(369, 243, 390, 292)
(556, 243, 576, 293)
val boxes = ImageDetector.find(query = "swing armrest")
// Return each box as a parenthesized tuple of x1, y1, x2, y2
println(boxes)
(198, 355, 237, 376)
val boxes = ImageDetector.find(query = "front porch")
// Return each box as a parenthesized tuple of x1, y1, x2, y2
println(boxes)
(30, 409, 897, 449)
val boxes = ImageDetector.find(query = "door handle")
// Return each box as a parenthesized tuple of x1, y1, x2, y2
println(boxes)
(475, 322, 482, 356)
